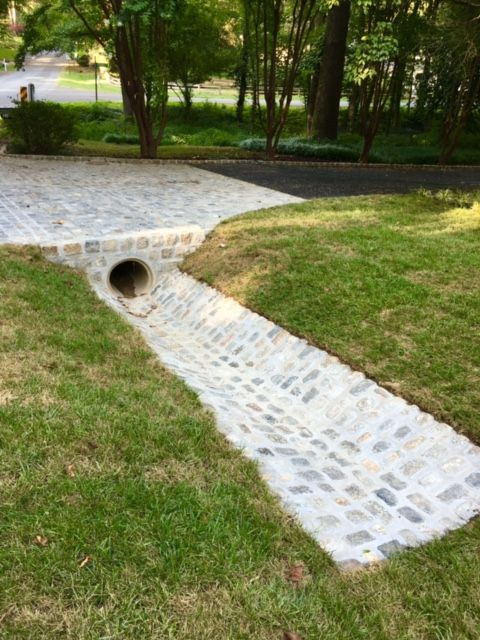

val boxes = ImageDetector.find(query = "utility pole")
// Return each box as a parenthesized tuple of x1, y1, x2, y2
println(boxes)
(94, 58, 98, 102)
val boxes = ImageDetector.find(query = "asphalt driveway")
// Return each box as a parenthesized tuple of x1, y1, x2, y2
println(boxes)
(200, 161, 480, 199)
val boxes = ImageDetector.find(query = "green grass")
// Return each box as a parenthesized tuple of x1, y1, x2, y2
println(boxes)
(1, 240, 480, 638)
(71, 139, 259, 159)
(183, 190, 480, 443)
(2, 95, 479, 163)
(68, 102, 256, 147)
(59, 67, 121, 94)
(6, 100, 479, 163)
(0, 247, 480, 640)
(0, 45, 17, 71)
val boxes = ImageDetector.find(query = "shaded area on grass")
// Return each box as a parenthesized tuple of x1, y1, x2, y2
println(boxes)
(1, 246, 479, 639)
(183, 191, 480, 443)
(71, 140, 260, 160)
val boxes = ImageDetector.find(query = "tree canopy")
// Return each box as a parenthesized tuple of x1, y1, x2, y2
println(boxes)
(4, 0, 480, 161)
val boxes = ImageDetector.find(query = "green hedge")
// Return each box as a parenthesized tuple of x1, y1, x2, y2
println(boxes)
(4, 102, 78, 154)
(239, 137, 362, 162)
(103, 132, 139, 145)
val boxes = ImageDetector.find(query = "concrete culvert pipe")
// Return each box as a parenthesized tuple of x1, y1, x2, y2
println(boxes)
(108, 259, 153, 297)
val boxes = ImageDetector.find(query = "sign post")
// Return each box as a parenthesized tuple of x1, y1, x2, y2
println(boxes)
(94, 58, 98, 102)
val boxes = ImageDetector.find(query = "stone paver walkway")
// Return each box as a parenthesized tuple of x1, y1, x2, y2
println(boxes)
(2, 156, 479, 567)
(0, 157, 302, 244)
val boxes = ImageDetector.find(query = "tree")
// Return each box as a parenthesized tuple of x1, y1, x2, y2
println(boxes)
(168, 0, 236, 116)
(20, 0, 178, 158)
(15, 1, 90, 67)
(435, 1, 480, 163)
(311, 0, 351, 140)
(344, 1, 429, 163)
(235, 6, 250, 123)
(69, 0, 176, 158)
(247, 0, 320, 158)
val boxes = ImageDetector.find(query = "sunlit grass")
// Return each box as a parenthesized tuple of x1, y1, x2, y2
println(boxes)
(184, 190, 480, 441)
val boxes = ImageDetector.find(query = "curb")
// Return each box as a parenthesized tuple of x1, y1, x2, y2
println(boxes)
(3, 152, 480, 172)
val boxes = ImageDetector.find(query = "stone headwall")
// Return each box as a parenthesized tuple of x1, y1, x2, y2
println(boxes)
(41, 225, 205, 291)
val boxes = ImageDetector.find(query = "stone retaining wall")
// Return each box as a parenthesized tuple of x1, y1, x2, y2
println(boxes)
(41, 225, 205, 290)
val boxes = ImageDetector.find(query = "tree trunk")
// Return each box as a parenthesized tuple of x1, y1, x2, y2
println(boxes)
(415, 55, 431, 121)
(306, 63, 321, 138)
(116, 29, 159, 159)
(439, 65, 480, 164)
(121, 83, 133, 118)
(265, 133, 275, 159)
(312, 0, 351, 141)
(359, 63, 391, 163)
(236, 24, 249, 123)
(180, 82, 193, 118)
(387, 57, 406, 132)
(347, 84, 359, 132)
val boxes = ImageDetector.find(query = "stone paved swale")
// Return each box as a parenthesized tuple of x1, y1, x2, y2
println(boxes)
(93, 271, 480, 568)
(2, 156, 479, 568)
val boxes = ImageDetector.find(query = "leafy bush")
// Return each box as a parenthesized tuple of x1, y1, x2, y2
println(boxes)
(4, 101, 78, 154)
(374, 147, 439, 165)
(77, 103, 122, 122)
(103, 132, 140, 145)
(186, 127, 240, 147)
(76, 53, 90, 67)
(239, 137, 361, 162)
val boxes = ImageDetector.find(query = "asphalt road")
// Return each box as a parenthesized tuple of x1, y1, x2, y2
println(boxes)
(0, 55, 120, 106)
(201, 162, 480, 199)
(0, 54, 307, 107)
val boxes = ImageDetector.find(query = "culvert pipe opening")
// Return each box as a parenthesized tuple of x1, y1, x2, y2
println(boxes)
(108, 260, 153, 297)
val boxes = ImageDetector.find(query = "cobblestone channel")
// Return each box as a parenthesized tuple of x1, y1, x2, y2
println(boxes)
(96, 271, 480, 568)
(2, 157, 479, 568)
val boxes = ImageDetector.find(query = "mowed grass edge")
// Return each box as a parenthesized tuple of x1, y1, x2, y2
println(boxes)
(0, 246, 479, 639)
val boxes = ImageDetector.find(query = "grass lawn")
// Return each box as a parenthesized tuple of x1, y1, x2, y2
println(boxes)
(59, 68, 121, 94)
(1, 237, 480, 638)
(183, 191, 480, 444)
(71, 139, 260, 160)
(0, 45, 17, 71)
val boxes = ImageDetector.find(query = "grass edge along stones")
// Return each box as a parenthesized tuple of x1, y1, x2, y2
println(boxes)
(182, 190, 480, 445)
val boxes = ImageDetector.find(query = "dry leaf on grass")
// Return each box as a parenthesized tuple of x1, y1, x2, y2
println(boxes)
(64, 463, 76, 477)
(286, 563, 305, 587)
(79, 555, 92, 568)
(33, 535, 48, 547)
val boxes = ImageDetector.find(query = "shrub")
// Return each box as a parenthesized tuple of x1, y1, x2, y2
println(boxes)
(103, 132, 140, 145)
(239, 137, 360, 162)
(77, 104, 121, 122)
(187, 127, 240, 147)
(76, 53, 90, 67)
(5, 101, 78, 154)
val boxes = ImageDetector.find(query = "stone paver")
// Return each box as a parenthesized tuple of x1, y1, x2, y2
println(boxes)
(0, 157, 302, 244)
(2, 156, 479, 567)
(91, 271, 480, 567)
